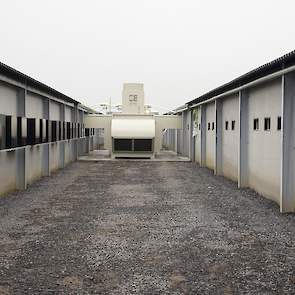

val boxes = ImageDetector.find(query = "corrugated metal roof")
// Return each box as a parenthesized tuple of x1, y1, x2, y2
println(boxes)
(187, 49, 295, 106)
(0, 61, 79, 105)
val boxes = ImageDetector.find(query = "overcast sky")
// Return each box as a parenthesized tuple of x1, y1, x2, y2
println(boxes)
(0, 0, 295, 112)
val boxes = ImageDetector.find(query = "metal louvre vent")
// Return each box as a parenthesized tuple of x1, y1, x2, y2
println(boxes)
(134, 139, 152, 152)
(114, 139, 133, 151)
(113, 138, 153, 152)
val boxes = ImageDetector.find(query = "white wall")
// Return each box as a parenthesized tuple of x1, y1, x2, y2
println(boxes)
(50, 100, 62, 121)
(0, 81, 18, 116)
(247, 79, 282, 203)
(205, 102, 215, 170)
(0, 150, 17, 194)
(26, 92, 44, 118)
(221, 94, 239, 181)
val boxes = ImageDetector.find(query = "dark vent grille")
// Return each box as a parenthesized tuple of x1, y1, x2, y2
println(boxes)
(114, 139, 133, 151)
(134, 139, 152, 152)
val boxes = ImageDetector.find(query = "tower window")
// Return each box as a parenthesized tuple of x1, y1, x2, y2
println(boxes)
(225, 121, 229, 130)
(212, 122, 215, 130)
(208, 122, 210, 130)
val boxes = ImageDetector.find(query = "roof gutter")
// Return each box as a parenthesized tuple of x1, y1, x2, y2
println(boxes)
(188, 64, 295, 109)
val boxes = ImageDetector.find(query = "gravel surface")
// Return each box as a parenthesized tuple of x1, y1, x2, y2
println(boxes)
(0, 161, 295, 294)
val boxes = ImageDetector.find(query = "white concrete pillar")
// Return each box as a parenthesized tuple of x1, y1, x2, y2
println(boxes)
(175, 129, 178, 153)
(215, 99, 222, 175)
(59, 104, 65, 168)
(200, 104, 206, 167)
(43, 98, 50, 176)
(280, 73, 295, 212)
(16, 88, 27, 190)
(189, 109, 195, 162)
(238, 89, 249, 188)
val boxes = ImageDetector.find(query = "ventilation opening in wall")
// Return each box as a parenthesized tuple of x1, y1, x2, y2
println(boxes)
(63, 122, 66, 140)
(253, 118, 259, 131)
(113, 138, 153, 153)
(231, 120, 236, 130)
(264, 117, 271, 131)
(58, 121, 62, 140)
(114, 139, 133, 152)
(277, 116, 281, 130)
(66, 122, 71, 139)
(27, 118, 36, 145)
(51, 121, 57, 142)
(134, 139, 153, 152)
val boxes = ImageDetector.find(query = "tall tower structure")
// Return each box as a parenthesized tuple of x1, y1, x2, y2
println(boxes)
(122, 83, 145, 114)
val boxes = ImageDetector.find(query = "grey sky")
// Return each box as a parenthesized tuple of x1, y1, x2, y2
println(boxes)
(0, 0, 294, 113)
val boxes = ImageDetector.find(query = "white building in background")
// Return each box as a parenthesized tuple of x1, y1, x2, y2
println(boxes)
(85, 83, 182, 159)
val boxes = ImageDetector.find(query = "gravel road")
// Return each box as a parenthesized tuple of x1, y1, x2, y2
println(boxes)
(0, 161, 295, 294)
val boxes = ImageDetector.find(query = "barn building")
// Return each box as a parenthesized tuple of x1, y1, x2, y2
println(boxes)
(164, 50, 295, 213)
(0, 50, 295, 213)
(0, 62, 99, 196)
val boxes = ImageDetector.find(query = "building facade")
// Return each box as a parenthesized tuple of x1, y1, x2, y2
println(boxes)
(166, 51, 295, 213)
(0, 62, 98, 196)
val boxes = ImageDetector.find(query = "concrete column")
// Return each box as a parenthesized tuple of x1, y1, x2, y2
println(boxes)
(280, 73, 295, 212)
(200, 104, 206, 167)
(215, 99, 222, 175)
(59, 104, 65, 168)
(175, 129, 178, 153)
(16, 88, 27, 190)
(189, 109, 195, 162)
(74, 104, 79, 160)
(43, 98, 50, 176)
(238, 89, 249, 188)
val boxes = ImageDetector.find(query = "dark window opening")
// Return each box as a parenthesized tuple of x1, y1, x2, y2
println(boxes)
(77, 123, 80, 138)
(225, 121, 229, 130)
(46, 120, 51, 142)
(51, 121, 57, 142)
(5, 116, 17, 148)
(0, 115, 6, 149)
(66, 122, 71, 139)
(63, 122, 66, 140)
(198, 124, 201, 130)
(5, 116, 12, 148)
(231, 120, 236, 130)
(253, 118, 259, 131)
(277, 116, 281, 130)
(264, 117, 271, 131)
(212, 122, 215, 130)
(85, 128, 90, 137)
(27, 118, 36, 145)
(40, 119, 43, 143)
(58, 121, 62, 141)
(71, 122, 74, 139)
(208, 122, 210, 130)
